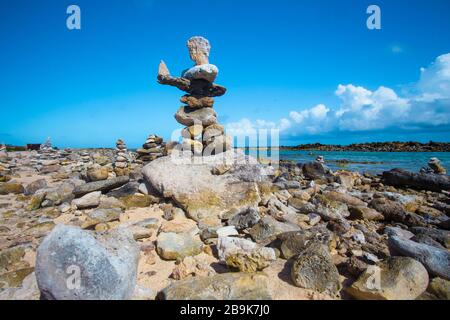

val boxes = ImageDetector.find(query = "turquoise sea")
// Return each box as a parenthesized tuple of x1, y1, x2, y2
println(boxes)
(245, 149, 450, 175)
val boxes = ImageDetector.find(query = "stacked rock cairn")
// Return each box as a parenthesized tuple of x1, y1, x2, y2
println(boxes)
(114, 139, 131, 176)
(157, 36, 232, 156)
(136, 134, 165, 163)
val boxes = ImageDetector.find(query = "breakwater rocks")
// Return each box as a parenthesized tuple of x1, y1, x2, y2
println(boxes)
(1, 145, 449, 300)
(282, 141, 450, 152)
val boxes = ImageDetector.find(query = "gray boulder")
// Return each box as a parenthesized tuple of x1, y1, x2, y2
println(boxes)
(35, 225, 140, 300)
(388, 236, 450, 280)
(142, 150, 261, 222)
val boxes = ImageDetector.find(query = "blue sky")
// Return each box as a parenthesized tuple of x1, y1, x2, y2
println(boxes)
(1, 0, 450, 148)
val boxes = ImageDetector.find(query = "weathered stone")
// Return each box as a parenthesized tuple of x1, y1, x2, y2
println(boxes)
(160, 218, 199, 235)
(72, 191, 101, 210)
(217, 237, 276, 272)
(24, 179, 47, 195)
(410, 227, 450, 249)
(347, 257, 429, 300)
(384, 226, 414, 239)
(182, 124, 204, 139)
(87, 167, 109, 182)
(175, 106, 217, 127)
(187, 36, 211, 65)
(312, 193, 350, 221)
(302, 162, 334, 181)
(156, 232, 203, 260)
(159, 272, 271, 300)
(370, 198, 426, 227)
(73, 176, 129, 198)
(183, 64, 218, 83)
(278, 227, 334, 259)
(382, 169, 450, 192)
(180, 95, 214, 109)
(428, 157, 446, 175)
(0, 183, 24, 195)
(427, 277, 450, 300)
(0, 267, 35, 289)
(36, 225, 140, 300)
(291, 242, 341, 296)
(249, 215, 300, 244)
(228, 208, 261, 230)
(324, 191, 366, 207)
(83, 208, 122, 228)
(388, 236, 450, 280)
(203, 135, 232, 156)
(120, 194, 159, 209)
(142, 151, 261, 223)
(182, 138, 203, 155)
(171, 254, 216, 280)
(107, 181, 140, 198)
(349, 206, 384, 221)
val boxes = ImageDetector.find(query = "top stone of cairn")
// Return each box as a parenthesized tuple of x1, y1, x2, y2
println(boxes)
(157, 36, 226, 97)
(187, 36, 211, 65)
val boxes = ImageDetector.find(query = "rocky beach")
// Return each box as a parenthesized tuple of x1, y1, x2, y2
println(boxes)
(1, 36, 449, 301)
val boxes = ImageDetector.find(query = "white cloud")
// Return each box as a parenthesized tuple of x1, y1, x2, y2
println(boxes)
(225, 53, 450, 138)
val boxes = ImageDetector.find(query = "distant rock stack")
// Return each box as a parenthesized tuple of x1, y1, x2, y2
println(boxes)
(157, 36, 232, 156)
(114, 139, 131, 176)
(136, 134, 165, 163)
(0, 143, 6, 152)
(426, 157, 446, 175)
(39, 137, 54, 152)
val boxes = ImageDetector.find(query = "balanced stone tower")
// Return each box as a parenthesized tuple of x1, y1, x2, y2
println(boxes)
(157, 36, 231, 156)
(114, 139, 131, 176)
(136, 134, 165, 163)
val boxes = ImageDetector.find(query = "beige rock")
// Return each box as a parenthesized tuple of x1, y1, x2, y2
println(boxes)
(181, 95, 214, 109)
(187, 36, 210, 65)
(171, 254, 216, 280)
(87, 167, 109, 182)
(347, 257, 429, 300)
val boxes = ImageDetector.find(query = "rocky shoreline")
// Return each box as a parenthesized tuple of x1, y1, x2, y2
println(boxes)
(280, 141, 450, 152)
(0, 144, 449, 300)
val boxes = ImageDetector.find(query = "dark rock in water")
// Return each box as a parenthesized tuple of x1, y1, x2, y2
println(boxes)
(370, 198, 427, 227)
(382, 169, 450, 192)
(159, 272, 271, 300)
(302, 161, 334, 181)
(73, 176, 129, 198)
(228, 208, 260, 230)
(35, 225, 140, 300)
(388, 235, 450, 280)
(290, 242, 341, 296)
(107, 181, 140, 198)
